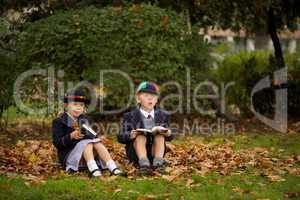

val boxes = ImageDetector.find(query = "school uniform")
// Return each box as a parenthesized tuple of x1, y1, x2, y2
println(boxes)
(52, 112, 79, 165)
(118, 106, 174, 164)
(52, 112, 106, 171)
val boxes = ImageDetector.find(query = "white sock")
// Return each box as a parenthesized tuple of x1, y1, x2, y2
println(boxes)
(87, 160, 101, 176)
(106, 159, 117, 172)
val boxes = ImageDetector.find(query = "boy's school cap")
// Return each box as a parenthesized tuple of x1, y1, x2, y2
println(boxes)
(136, 81, 159, 96)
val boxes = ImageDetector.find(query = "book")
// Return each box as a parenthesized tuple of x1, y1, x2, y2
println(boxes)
(77, 114, 98, 139)
(136, 126, 169, 135)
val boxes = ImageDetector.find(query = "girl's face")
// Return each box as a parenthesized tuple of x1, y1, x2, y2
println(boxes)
(136, 92, 158, 112)
(66, 102, 86, 118)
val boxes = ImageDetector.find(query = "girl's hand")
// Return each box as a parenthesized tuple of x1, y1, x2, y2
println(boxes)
(70, 129, 84, 140)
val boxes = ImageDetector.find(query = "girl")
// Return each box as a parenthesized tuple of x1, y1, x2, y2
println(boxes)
(52, 89, 124, 177)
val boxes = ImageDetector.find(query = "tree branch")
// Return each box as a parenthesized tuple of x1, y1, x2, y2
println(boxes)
(267, 7, 285, 69)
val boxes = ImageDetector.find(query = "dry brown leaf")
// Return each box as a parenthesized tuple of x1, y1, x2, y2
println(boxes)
(267, 174, 286, 182)
(186, 178, 194, 188)
(162, 175, 177, 182)
(0, 137, 299, 183)
(114, 188, 122, 193)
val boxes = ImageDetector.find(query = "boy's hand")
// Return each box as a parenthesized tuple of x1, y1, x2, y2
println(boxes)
(152, 126, 171, 137)
(70, 129, 84, 140)
(159, 129, 171, 137)
(130, 130, 138, 139)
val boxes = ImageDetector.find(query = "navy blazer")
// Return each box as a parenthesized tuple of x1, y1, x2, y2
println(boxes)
(52, 112, 80, 165)
(118, 106, 175, 145)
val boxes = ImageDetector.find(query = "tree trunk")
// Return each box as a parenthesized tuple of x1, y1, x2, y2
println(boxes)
(267, 7, 285, 69)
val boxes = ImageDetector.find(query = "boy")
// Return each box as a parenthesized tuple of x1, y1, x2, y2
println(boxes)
(52, 89, 124, 177)
(118, 81, 175, 175)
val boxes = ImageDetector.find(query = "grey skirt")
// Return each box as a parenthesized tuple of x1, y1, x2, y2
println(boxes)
(65, 138, 107, 172)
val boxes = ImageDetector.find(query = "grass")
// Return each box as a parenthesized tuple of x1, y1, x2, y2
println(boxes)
(176, 132, 300, 155)
(1, 172, 300, 199)
(1, 132, 300, 199)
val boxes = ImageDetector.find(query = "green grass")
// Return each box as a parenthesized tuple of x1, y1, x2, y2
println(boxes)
(177, 132, 300, 155)
(1, 130, 300, 199)
(1, 172, 300, 200)
(1, 106, 54, 122)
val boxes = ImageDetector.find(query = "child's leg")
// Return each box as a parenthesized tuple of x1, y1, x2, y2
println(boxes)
(83, 144, 101, 176)
(93, 142, 123, 174)
(133, 135, 148, 159)
(83, 143, 94, 161)
(152, 135, 166, 173)
(93, 142, 112, 163)
(133, 135, 150, 170)
(152, 134, 165, 158)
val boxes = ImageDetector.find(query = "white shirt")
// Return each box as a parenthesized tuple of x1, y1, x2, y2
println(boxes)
(139, 108, 155, 119)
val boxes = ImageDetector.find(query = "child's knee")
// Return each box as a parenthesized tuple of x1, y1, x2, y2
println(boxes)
(93, 142, 105, 150)
(134, 135, 147, 147)
(83, 144, 94, 155)
(85, 143, 93, 150)
(135, 135, 147, 143)
(154, 134, 165, 142)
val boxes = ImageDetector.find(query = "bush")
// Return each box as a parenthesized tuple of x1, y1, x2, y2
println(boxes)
(285, 53, 300, 118)
(17, 4, 189, 111)
(16, 3, 216, 116)
(0, 50, 17, 120)
(0, 18, 22, 124)
(212, 51, 270, 116)
(213, 51, 300, 118)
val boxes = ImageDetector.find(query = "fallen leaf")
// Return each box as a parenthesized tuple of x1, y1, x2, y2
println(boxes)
(114, 188, 122, 193)
(267, 174, 285, 182)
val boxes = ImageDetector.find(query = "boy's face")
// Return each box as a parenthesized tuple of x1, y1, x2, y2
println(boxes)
(65, 102, 86, 118)
(136, 92, 158, 111)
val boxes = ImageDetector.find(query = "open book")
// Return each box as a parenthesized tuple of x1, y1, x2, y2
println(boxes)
(136, 126, 169, 135)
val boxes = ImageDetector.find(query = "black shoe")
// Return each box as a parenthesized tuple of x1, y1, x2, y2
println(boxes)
(66, 168, 77, 174)
(111, 168, 127, 177)
(89, 169, 102, 177)
(155, 164, 166, 174)
(153, 157, 166, 174)
(137, 165, 151, 176)
(137, 158, 151, 176)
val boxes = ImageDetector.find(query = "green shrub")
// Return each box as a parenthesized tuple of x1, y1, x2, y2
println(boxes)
(285, 53, 300, 118)
(17, 4, 189, 111)
(213, 50, 300, 118)
(0, 18, 21, 123)
(213, 51, 270, 116)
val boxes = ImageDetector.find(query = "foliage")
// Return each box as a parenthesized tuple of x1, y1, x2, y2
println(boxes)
(16, 4, 213, 113)
(213, 51, 300, 117)
(189, 0, 300, 70)
(1, 133, 300, 200)
(1, 134, 300, 180)
(285, 53, 300, 118)
(0, 18, 22, 124)
(0, 50, 17, 120)
(212, 51, 269, 116)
